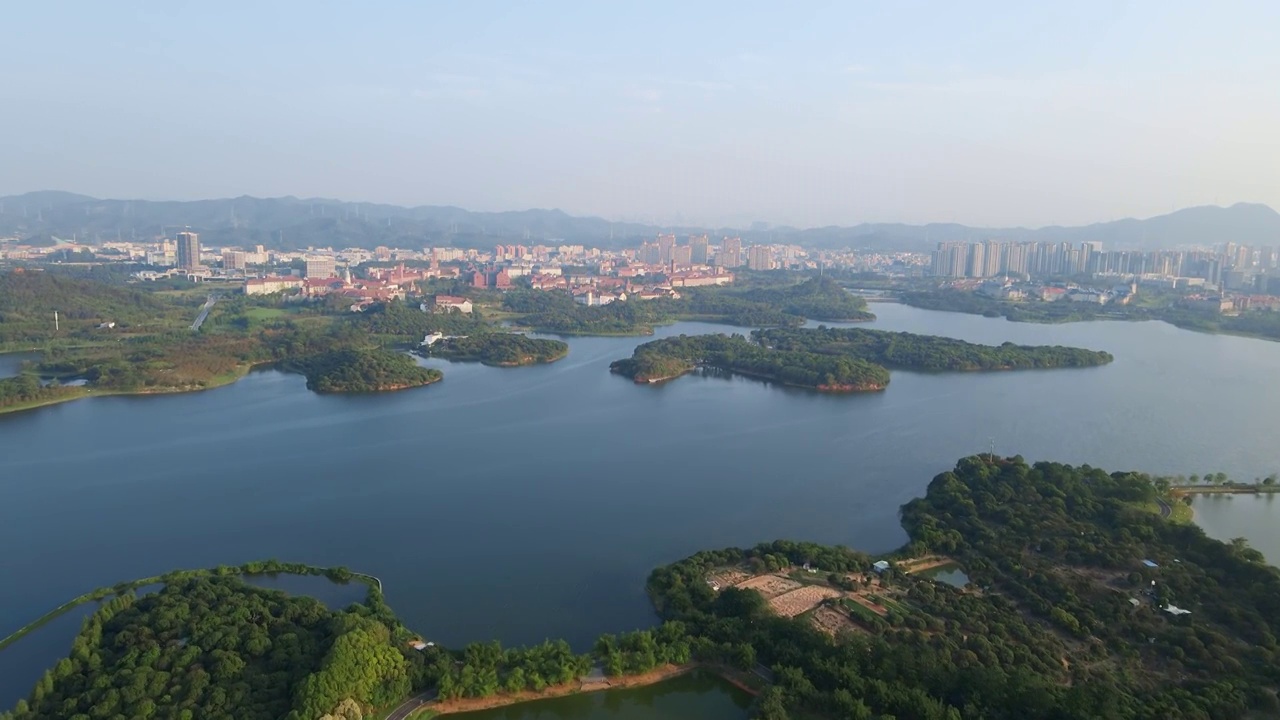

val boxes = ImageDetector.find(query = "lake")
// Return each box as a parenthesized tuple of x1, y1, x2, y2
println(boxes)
(5, 304, 1280, 708)
(1192, 494, 1280, 563)
(449, 672, 750, 720)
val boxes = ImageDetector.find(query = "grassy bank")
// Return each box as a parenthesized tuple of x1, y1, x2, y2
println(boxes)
(0, 361, 263, 417)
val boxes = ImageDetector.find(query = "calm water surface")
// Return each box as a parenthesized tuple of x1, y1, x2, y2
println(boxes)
(1193, 494, 1280, 563)
(242, 573, 369, 609)
(450, 672, 750, 720)
(5, 305, 1280, 707)
(0, 352, 39, 378)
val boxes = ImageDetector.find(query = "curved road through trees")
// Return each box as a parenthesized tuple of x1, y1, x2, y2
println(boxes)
(384, 690, 436, 720)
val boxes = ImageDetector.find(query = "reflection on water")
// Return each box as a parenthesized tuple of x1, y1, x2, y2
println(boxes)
(1193, 493, 1280, 565)
(243, 573, 369, 609)
(0, 352, 40, 379)
(449, 671, 751, 720)
(923, 566, 970, 589)
(0, 598, 116, 712)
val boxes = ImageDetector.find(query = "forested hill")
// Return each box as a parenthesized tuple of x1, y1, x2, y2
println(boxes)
(0, 270, 178, 344)
(646, 456, 1280, 719)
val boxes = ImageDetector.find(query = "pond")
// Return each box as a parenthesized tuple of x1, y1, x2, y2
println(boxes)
(921, 565, 970, 589)
(243, 572, 370, 609)
(0, 352, 39, 379)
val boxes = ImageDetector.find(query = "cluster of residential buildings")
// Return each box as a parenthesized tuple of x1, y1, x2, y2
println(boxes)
(931, 240, 1280, 296)
(951, 273, 1280, 315)
(950, 278, 1139, 305)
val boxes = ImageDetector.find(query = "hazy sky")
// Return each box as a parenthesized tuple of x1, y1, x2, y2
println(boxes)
(3, 2, 1278, 228)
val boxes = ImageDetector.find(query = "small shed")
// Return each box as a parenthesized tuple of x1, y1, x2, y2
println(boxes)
(1141, 559, 1159, 568)
(872, 560, 891, 573)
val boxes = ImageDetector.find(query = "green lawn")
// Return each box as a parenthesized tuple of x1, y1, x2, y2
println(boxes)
(840, 598, 884, 623)
(245, 307, 287, 321)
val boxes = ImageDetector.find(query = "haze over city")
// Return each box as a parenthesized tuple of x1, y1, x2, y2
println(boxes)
(4, 1, 1278, 229)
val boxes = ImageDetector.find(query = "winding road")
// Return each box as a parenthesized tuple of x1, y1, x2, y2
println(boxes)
(1157, 498, 1172, 518)
(384, 690, 436, 720)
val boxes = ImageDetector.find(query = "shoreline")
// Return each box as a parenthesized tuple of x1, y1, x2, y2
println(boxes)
(0, 359, 442, 416)
(619, 363, 886, 393)
(0, 360, 267, 417)
(420, 663, 758, 717)
(0, 563, 375, 653)
(898, 297, 1280, 343)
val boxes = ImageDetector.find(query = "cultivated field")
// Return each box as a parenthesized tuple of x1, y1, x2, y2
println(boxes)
(706, 569, 751, 590)
(811, 605, 860, 636)
(769, 585, 842, 618)
(736, 574, 803, 599)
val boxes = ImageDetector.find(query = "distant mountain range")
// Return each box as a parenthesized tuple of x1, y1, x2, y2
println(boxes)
(1, 191, 1277, 252)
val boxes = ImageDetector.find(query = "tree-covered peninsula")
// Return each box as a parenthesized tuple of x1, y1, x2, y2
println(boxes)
(2, 571, 413, 720)
(610, 327, 1112, 390)
(9, 456, 1280, 719)
(422, 333, 568, 366)
(645, 456, 1280, 719)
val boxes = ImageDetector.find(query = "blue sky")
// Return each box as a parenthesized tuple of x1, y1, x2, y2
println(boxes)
(3, 1, 1277, 227)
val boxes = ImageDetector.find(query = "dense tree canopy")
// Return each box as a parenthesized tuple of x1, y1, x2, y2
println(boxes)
(611, 333, 891, 390)
(731, 276, 874, 322)
(611, 327, 1110, 389)
(0, 270, 185, 345)
(503, 290, 676, 335)
(359, 300, 491, 338)
(283, 349, 440, 393)
(423, 333, 568, 366)
(757, 326, 1113, 370)
(646, 457, 1280, 719)
(3, 576, 411, 720)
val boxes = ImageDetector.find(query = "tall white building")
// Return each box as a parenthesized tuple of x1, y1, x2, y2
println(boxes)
(305, 256, 337, 278)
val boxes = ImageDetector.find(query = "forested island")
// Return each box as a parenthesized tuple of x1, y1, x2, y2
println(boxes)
(9, 455, 1280, 719)
(422, 333, 569, 366)
(610, 327, 1112, 390)
(0, 270, 876, 413)
(758, 326, 1113, 371)
(283, 348, 441, 392)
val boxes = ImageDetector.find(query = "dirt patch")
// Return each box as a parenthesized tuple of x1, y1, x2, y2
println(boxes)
(811, 605, 861, 636)
(737, 574, 803, 599)
(769, 585, 842, 617)
(428, 664, 696, 716)
(898, 555, 957, 574)
(706, 569, 751, 590)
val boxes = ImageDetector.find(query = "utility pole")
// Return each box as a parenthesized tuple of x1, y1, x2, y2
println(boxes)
(54, 311, 59, 332)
